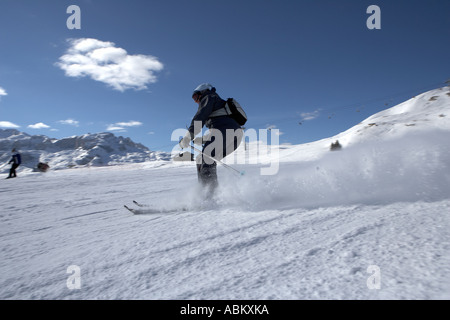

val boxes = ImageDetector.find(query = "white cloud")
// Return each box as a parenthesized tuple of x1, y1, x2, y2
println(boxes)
(0, 121, 20, 129)
(56, 38, 164, 92)
(299, 110, 321, 121)
(58, 119, 79, 126)
(28, 122, 50, 129)
(106, 125, 126, 132)
(0, 87, 7, 96)
(115, 121, 142, 127)
(106, 120, 142, 132)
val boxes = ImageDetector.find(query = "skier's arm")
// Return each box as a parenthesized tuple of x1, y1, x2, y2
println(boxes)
(180, 95, 215, 149)
(187, 95, 214, 138)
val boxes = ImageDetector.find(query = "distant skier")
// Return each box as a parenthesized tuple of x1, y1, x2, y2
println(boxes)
(179, 83, 243, 191)
(6, 148, 21, 179)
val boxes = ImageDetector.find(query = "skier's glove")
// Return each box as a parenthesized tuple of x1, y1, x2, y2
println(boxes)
(179, 132, 191, 149)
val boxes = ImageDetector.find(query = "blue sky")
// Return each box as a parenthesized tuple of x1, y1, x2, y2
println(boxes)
(0, 0, 449, 151)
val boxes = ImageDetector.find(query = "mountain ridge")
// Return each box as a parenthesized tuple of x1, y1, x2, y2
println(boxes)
(0, 130, 171, 172)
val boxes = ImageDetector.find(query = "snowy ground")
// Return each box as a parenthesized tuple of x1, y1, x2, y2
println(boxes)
(1, 131, 449, 300)
(1, 87, 449, 300)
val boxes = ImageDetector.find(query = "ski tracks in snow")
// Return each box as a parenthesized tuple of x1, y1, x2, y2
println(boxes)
(1, 165, 449, 299)
(115, 202, 450, 300)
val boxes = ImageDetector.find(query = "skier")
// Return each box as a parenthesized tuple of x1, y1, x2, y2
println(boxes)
(179, 83, 243, 191)
(6, 148, 21, 179)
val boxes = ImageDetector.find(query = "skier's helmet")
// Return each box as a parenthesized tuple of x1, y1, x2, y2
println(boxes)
(193, 83, 213, 94)
(192, 83, 214, 103)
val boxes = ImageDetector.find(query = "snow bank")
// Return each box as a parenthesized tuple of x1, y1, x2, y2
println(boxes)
(215, 129, 450, 210)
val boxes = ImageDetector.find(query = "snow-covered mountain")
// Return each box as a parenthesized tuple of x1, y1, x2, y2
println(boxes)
(244, 85, 450, 164)
(1, 86, 449, 300)
(0, 130, 171, 172)
(334, 85, 450, 145)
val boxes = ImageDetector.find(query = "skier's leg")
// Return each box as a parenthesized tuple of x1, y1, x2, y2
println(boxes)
(194, 128, 242, 191)
(196, 162, 218, 191)
(12, 164, 18, 177)
(8, 165, 14, 178)
(194, 138, 219, 191)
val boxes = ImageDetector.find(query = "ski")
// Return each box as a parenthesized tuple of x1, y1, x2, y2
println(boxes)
(124, 202, 189, 215)
(123, 204, 164, 215)
(124, 205, 140, 214)
(133, 200, 147, 207)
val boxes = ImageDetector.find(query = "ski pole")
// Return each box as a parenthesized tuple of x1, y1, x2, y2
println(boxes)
(189, 144, 245, 176)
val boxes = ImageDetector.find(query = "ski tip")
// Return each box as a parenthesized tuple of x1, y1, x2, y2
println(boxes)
(240, 170, 246, 176)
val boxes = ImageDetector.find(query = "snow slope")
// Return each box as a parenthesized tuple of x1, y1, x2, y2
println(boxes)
(0, 87, 449, 300)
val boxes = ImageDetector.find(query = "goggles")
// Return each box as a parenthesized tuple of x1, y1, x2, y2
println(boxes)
(192, 91, 201, 103)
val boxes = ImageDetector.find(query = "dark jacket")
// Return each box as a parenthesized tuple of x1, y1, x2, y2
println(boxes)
(187, 90, 241, 139)
(9, 152, 21, 165)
